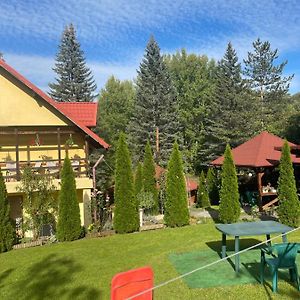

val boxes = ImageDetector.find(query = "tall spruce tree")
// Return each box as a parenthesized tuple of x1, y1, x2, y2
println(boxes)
(129, 36, 180, 166)
(277, 141, 300, 227)
(143, 142, 158, 214)
(164, 50, 217, 171)
(197, 171, 210, 208)
(203, 42, 253, 162)
(113, 133, 139, 233)
(56, 156, 81, 241)
(0, 170, 14, 252)
(164, 141, 189, 227)
(243, 38, 294, 131)
(219, 144, 240, 223)
(49, 24, 96, 102)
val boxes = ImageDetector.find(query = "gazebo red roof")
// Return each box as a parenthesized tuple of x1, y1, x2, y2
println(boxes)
(211, 131, 300, 167)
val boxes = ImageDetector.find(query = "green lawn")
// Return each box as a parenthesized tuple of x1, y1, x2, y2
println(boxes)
(0, 224, 300, 299)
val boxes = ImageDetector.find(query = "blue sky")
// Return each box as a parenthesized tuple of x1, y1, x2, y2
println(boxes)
(1, 0, 300, 94)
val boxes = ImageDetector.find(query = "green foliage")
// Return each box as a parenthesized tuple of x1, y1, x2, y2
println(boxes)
(56, 156, 81, 241)
(143, 142, 158, 214)
(137, 191, 155, 215)
(203, 42, 253, 162)
(197, 171, 210, 208)
(219, 145, 240, 223)
(206, 168, 220, 205)
(49, 23, 96, 102)
(277, 141, 300, 227)
(18, 166, 57, 240)
(0, 170, 14, 252)
(164, 49, 217, 171)
(129, 36, 180, 166)
(243, 38, 294, 132)
(92, 76, 135, 194)
(134, 162, 143, 198)
(164, 141, 189, 227)
(113, 133, 139, 233)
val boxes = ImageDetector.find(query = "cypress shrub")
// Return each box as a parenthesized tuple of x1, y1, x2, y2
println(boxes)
(143, 142, 158, 214)
(219, 144, 240, 223)
(197, 171, 210, 208)
(56, 156, 81, 241)
(114, 133, 139, 233)
(277, 140, 300, 227)
(0, 170, 14, 252)
(207, 167, 220, 205)
(164, 141, 189, 227)
(134, 162, 143, 198)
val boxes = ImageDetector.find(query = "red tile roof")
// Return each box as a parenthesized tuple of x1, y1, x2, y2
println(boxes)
(0, 59, 109, 149)
(211, 131, 300, 167)
(56, 102, 97, 127)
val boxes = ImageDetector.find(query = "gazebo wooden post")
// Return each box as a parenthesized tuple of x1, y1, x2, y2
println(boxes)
(256, 170, 264, 212)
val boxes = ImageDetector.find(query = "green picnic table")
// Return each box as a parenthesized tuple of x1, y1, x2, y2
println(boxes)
(215, 221, 293, 273)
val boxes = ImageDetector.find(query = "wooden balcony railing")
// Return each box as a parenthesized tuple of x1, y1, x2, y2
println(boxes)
(1, 158, 89, 182)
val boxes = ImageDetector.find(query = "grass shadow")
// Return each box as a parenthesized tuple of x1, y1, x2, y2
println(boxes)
(206, 207, 220, 223)
(0, 268, 14, 288)
(9, 253, 101, 300)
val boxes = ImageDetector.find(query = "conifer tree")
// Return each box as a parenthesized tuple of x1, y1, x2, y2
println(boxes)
(206, 168, 220, 205)
(143, 142, 158, 214)
(114, 133, 139, 233)
(164, 141, 189, 227)
(203, 42, 253, 162)
(129, 36, 180, 166)
(219, 145, 240, 223)
(277, 141, 300, 227)
(134, 162, 143, 198)
(56, 156, 81, 241)
(0, 171, 14, 252)
(197, 171, 210, 208)
(49, 23, 96, 102)
(244, 38, 294, 131)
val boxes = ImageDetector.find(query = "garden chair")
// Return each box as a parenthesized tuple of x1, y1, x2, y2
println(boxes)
(260, 243, 300, 293)
(111, 266, 153, 300)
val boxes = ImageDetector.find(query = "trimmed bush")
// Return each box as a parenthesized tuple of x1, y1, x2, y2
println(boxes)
(206, 167, 220, 205)
(143, 142, 158, 214)
(114, 133, 139, 233)
(197, 171, 210, 208)
(219, 144, 240, 223)
(134, 162, 143, 198)
(0, 170, 14, 252)
(164, 141, 189, 227)
(277, 140, 300, 227)
(56, 156, 81, 241)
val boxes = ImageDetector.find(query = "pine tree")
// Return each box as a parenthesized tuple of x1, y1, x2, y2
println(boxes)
(164, 141, 189, 227)
(114, 133, 139, 233)
(56, 156, 81, 241)
(0, 170, 14, 252)
(243, 38, 294, 131)
(219, 145, 240, 223)
(197, 171, 210, 208)
(129, 36, 180, 166)
(143, 142, 158, 214)
(49, 24, 96, 102)
(277, 141, 300, 227)
(203, 42, 253, 162)
(134, 162, 143, 198)
(206, 168, 220, 205)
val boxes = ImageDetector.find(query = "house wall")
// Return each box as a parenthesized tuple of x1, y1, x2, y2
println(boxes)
(0, 70, 68, 126)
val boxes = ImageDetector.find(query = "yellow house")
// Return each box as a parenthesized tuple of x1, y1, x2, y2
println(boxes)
(0, 59, 109, 230)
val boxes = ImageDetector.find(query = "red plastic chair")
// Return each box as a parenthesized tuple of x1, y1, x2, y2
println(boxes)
(111, 266, 154, 300)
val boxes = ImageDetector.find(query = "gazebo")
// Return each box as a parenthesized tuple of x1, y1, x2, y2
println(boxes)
(211, 131, 300, 211)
